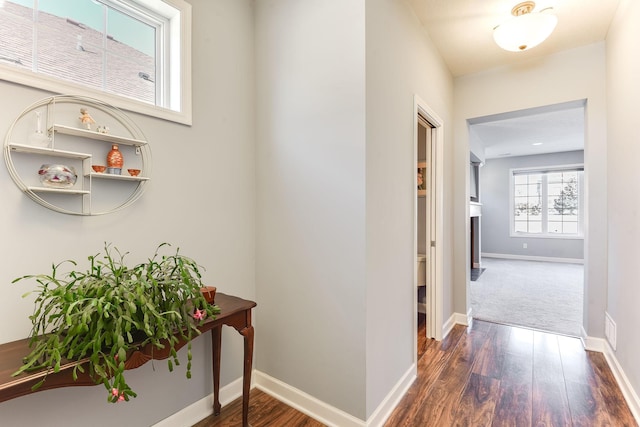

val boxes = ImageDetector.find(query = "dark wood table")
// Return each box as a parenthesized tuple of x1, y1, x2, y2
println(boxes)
(0, 292, 256, 427)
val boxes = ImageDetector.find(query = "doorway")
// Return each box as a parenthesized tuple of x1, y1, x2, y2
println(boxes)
(416, 113, 433, 339)
(414, 95, 444, 356)
(467, 100, 586, 336)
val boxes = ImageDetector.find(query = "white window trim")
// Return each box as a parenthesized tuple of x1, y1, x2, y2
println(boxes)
(0, 0, 192, 125)
(100, 0, 168, 107)
(509, 163, 585, 239)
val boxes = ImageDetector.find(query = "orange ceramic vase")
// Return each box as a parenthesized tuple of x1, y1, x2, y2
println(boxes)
(107, 144, 124, 168)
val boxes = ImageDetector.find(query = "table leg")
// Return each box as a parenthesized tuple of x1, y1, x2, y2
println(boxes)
(211, 326, 222, 415)
(240, 325, 254, 427)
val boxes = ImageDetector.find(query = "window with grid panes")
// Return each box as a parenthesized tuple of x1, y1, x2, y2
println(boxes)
(511, 166, 583, 237)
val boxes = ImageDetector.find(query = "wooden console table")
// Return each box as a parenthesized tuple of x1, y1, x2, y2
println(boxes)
(0, 292, 256, 427)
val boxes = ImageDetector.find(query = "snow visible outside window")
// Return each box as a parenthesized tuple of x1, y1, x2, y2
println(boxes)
(511, 166, 583, 238)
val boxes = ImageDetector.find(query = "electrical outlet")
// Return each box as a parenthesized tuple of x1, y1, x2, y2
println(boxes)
(523, 243, 527, 249)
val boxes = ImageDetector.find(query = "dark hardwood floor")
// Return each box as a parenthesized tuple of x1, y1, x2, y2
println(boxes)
(193, 387, 324, 427)
(194, 316, 638, 426)
(385, 316, 637, 426)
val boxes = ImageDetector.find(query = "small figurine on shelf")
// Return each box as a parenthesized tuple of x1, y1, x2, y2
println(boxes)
(79, 108, 96, 130)
(96, 125, 110, 134)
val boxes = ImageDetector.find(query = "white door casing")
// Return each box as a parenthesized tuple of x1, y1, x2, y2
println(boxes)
(414, 94, 444, 349)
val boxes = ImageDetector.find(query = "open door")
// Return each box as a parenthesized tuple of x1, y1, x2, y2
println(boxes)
(414, 95, 444, 351)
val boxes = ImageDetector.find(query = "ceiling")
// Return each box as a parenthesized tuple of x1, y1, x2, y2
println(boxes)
(469, 103, 585, 159)
(406, 0, 620, 159)
(408, 0, 620, 78)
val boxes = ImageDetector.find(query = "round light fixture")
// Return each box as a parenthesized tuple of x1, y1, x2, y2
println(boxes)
(493, 1, 558, 52)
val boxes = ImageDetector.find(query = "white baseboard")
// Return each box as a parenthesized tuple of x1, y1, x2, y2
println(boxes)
(481, 252, 584, 264)
(254, 370, 365, 427)
(443, 311, 469, 338)
(153, 376, 244, 427)
(602, 341, 640, 424)
(363, 365, 416, 427)
(580, 326, 605, 352)
(580, 335, 640, 425)
(154, 363, 419, 427)
(255, 366, 416, 427)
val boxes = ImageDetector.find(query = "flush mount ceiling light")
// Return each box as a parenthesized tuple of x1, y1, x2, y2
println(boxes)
(493, 1, 558, 52)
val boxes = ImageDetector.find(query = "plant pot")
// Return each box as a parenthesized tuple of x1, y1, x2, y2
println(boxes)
(200, 286, 217, 304)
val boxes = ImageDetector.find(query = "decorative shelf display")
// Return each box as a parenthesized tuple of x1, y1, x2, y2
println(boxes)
(50, 124, 147, 146)
(3, 95, 152, 215)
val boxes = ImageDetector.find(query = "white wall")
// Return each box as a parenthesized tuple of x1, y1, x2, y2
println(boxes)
(254, 0, 368, 419)
(481, 151, 585, 260)
(365, 0, 453, 418)
(253, 0, 455, 422)
(606, 0, 640, 403)
(0, 0, 255, 425)
(454, 43, 608, 337)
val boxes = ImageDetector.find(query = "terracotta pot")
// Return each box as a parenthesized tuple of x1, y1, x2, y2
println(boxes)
(200, 286, 217, 304)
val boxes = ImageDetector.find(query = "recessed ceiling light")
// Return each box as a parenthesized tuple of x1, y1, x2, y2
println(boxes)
(532, 142, 543, 146)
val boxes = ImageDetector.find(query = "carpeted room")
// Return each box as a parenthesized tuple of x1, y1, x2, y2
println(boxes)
(470, 257, 583, 336)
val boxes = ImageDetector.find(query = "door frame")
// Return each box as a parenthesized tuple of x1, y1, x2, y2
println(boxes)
(413, 95, 444, 349)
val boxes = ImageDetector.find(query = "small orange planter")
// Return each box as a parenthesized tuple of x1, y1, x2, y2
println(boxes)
(200, 286, 217, 304)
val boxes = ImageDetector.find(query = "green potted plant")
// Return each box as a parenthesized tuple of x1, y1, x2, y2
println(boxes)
(12, 243, 220, 403)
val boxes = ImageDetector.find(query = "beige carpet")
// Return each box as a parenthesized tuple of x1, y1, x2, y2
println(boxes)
(470, 257, 584, 336)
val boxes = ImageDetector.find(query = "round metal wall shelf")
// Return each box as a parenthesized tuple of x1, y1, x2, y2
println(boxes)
(3, 95, 152, 215)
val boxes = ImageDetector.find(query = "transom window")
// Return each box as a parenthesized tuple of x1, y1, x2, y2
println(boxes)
(511, 165, 584, 237)
(0, 0, 191, 124)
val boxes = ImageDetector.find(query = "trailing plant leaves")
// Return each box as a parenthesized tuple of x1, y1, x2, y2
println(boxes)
(31, 378, 46, 391)
(13, 243, 218, 403)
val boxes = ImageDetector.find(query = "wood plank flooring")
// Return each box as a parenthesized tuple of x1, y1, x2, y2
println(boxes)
(192, 387, 325, 427)
(385, 316, 637, 426)
(194, 316, 637, 426)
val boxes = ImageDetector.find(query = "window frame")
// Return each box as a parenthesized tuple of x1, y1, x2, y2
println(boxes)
(509, 164, 585, 239)
(0, 0, 192, 125)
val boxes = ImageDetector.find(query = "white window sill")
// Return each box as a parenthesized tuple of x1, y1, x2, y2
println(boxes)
(510, 232, 584, 240)
(0, 65, 192, 125)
